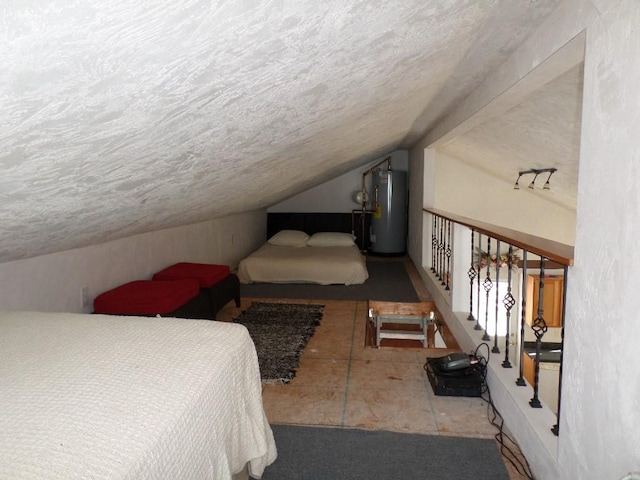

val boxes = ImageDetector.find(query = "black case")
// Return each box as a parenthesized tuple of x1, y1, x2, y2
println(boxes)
(425, 357, 483, 397)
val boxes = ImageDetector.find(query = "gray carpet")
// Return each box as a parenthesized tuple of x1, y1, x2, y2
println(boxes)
(263, 425, 510, 480)
(240, 261, 420, 302)
(233, 302, 323, 383)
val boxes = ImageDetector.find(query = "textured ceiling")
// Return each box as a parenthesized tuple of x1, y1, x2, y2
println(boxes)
(1, 0, 562, 262)
(439, 64, 584, 210)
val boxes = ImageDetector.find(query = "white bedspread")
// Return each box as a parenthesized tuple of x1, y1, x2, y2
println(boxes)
(237, 244, 369, 285)
(0, 311, 276, 479)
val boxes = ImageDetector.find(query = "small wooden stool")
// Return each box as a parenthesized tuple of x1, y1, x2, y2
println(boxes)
(368, 301, 436, 348)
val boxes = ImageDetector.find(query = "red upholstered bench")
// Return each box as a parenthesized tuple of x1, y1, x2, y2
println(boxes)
(152, 262, 241, 319)
(93, 279, 212, 319)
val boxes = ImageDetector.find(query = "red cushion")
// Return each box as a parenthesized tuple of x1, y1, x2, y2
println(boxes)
(93, 279, 200, 315)
(152, 262, 230, 288)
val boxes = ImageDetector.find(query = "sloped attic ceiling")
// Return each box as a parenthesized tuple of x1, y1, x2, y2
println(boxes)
(0, 0, 560, 263)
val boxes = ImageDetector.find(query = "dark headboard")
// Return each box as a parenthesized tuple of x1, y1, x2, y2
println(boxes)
(267, 212, 371, 250)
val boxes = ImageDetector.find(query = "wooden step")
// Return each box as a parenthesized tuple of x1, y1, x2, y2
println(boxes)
(379, 330, 427, 340)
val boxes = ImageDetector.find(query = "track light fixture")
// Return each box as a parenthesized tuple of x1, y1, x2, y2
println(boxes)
(542, 168, 556, 190)
(513, 173, 523, 190)
(513, 168, 557, 191)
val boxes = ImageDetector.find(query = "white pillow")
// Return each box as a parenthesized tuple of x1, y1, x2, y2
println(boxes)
(306, 232, 356, 247)
(267, 229, 309, 247)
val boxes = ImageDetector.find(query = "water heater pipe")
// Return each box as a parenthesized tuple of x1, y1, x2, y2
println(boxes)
(359, 155, 392, 208)
(354, 156, 392, 251)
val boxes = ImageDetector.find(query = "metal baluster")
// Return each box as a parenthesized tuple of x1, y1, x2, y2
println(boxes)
(445, 220, 451, 290)
(482, 237, 492, 341)
(434, 216, 439, 278)
(474, 233, 483, 331)
(467, 230, 477, 321)
(436, 218, 441, 283)
(492, 239, 501, 353)
(502, 245, 516, 368)
(431, 215, 437, 273)
(439, 218, 445, 285)
(530, 256, 548, 408)
(552, 265, 568, 435)
(516, 251, 528, 386)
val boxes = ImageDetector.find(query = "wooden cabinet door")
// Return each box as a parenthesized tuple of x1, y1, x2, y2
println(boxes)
(522, 352, 535, 386)
(525, 275, 564, 328)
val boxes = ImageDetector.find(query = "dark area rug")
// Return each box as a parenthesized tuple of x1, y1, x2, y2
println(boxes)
(234, 302, 324, 383)
(263, 425, 510, 480)
(240, 261, 420, 302)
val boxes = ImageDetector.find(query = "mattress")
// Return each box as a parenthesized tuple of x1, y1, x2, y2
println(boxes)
(237, 243, 369, 285)
(0, 311, 277, 479)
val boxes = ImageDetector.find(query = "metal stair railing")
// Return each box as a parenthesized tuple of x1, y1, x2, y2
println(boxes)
(423, 208, 573, 436)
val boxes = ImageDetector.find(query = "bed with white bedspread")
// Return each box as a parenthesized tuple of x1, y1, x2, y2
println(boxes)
(0, 311, 277, 479)
(237, 230, 369, 286)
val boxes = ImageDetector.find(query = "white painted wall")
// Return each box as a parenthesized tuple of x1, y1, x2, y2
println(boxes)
(560, 1, 640, 479)
(410, 2, 640, 480)
(0, 210, 266, 313)
(407, 140, 430, 265)
(435, 152, 576, 245)
(269, 150, 408, 213)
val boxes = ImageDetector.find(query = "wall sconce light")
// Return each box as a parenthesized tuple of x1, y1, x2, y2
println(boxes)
(514, 168, 557, 190)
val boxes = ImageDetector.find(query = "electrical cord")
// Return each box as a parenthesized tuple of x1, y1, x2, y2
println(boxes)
(472, 343, 536, 480)
(423, 346, 538, 478)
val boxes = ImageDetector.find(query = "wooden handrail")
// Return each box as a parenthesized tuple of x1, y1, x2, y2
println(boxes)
(424, 208, 574, 266)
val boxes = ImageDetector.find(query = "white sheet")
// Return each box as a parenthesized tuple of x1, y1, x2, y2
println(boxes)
(237, 243, 369, 285)
(0, 311, 277, 480)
